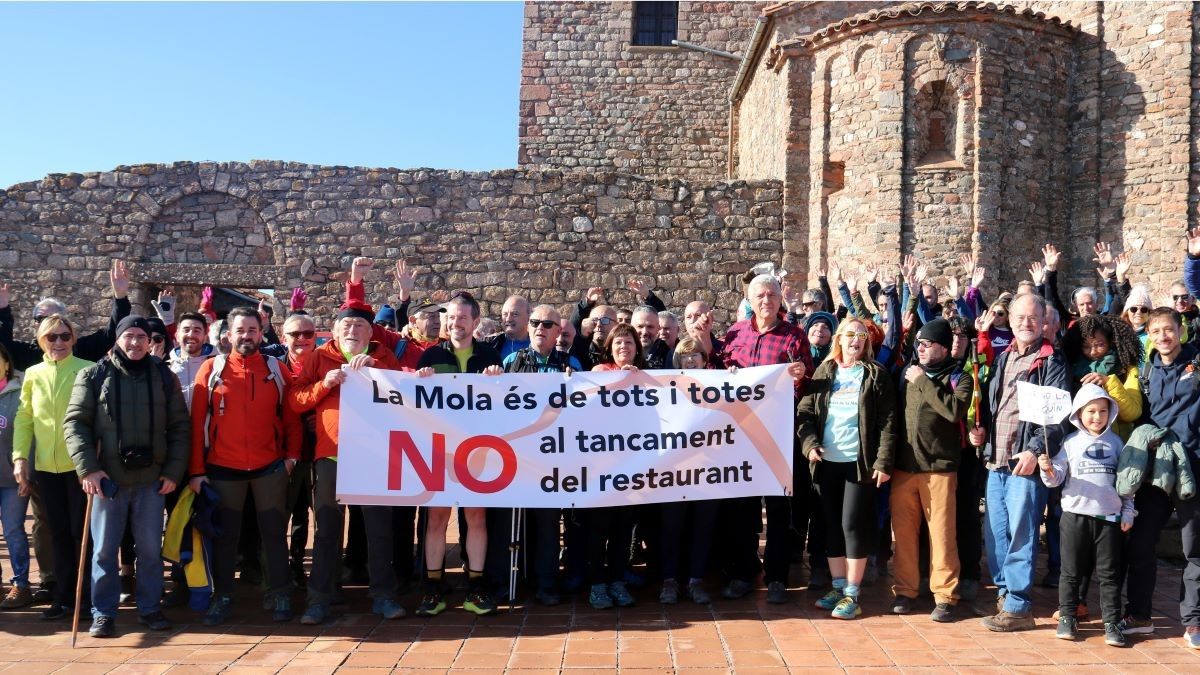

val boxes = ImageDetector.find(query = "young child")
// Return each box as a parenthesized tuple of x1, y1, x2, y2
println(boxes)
(1039, 383, 1134, 647)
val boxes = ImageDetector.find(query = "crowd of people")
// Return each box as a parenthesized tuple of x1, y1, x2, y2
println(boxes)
(1, 234, 1200, 652)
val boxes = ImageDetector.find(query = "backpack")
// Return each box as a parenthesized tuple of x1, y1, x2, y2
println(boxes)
(203, 353, 286, 454)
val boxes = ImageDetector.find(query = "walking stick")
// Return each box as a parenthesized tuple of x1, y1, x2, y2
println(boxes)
(71, 492, 95, 648)
(508, 507, 523, 611)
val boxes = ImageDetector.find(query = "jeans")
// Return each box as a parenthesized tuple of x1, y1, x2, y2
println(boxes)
(209, 462, 290, 596)
(983, 468, 1047, 614)
(90, 483, 165, 618)
(35, 470, 88, 606)
(0, 487, 30, 586)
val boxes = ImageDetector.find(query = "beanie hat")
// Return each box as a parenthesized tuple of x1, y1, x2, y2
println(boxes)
(115, 315, 152, 339)
(337, 300, 375, 324)
(146, 317, 168, 337)
(1124, 284, 1153, 313)
(917, 318, 954, 350)
(374, 304, 397, 327)
(804, 311, 838, 333)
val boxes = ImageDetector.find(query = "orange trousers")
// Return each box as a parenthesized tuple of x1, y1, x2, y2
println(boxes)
(890, 470, 960, 605)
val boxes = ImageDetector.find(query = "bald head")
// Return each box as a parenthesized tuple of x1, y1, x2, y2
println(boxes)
(501, 295, 531, 341)
(589, 304, 618, 344)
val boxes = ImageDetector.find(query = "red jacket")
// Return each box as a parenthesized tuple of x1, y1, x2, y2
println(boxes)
(189, 351, 303, 475)
(287, 339, 404, 461)
(344, 280, 425, 370)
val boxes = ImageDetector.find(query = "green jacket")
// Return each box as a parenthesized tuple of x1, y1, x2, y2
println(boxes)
(796, 359, 898, 481)
(13, 353, 94, 474)
(897, 361, 973, 473)
(64, 354, 191, 488)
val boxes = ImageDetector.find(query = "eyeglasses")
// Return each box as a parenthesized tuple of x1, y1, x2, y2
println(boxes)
(1173, 294, 1191, 302)
(286, 330, 316, 339)
(151, 335, 166, 344)
(992, 310, 1007, 317)
(842, 331, 869, 340)
(915, 340, 935, 350)
(1127, 306, 1149, 315)
(528, 319, 558, 330)
(593, 317, 615, 326)
(44, 332, 72, 343)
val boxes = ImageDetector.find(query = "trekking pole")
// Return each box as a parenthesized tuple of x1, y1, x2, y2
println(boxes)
(508, 507, 523, 611)
(71, 493, 95, 648)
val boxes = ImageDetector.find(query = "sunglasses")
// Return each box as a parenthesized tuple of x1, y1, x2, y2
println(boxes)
(992, 310, 1007, 317)
(593, 317, 615, 326)
(1127, 306, 1149, 314)
(45, 332, 72, 343)
(151, 335, 166, 344)
(528, 319, 558, 330)
(842, 331, 869, 340)
(286, 330, 316, 339)
(1173, 294, 1191, 302)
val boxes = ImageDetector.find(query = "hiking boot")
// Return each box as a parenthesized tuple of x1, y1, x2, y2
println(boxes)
(982, 610, 1035, 632)
(1104, 622, 1127, 647)
(0, 584, 33, 609)
(687, 582, 711, 605)
(930, 603, 954, 623)
(89, 615, 116, 638)
(1056, 616, 1078, 640)
(659, 579, 679, 605)
(588, 583, 614, 610)
(299, 602, 328, 625)
(815, 589, 843, 611)
(415, 589, 447, 617)
(608, 581, 634, 607)
(535, 588, 560, 607)
(766, 581, 787, 605)
(272, 594, 294, 622)
(722, 578, 753, 600)
(138, 611, 171, 631)
(1117, 615, 1155, 635)
(464, 587, 497, 615)
(372, 596, 406, 620)
(1186, 625, 1200, 649)
(891, 595, 915, 615)
(203, 595, 233, 626)
(831, 595, 861, 620)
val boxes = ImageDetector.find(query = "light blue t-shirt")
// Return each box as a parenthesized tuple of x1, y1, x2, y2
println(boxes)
(821, 363, 863, 463)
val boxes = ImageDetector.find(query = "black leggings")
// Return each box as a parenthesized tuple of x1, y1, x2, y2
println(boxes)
(814, 461, 876, 560)
(34, 470, 89, 607)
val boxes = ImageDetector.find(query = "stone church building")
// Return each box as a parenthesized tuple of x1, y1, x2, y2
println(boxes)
(0, 1, 1197, 331)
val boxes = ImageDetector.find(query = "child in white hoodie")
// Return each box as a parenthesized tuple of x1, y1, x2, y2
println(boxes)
(1039, 383, 1135, 647)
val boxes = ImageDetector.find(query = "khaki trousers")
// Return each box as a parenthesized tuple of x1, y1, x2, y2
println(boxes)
(890, 469, 960, 605)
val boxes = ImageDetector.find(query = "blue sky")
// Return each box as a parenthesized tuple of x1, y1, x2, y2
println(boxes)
(0, 2, 523, 188)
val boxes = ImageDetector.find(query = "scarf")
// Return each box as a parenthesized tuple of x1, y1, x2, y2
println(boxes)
(923, 356, 956, 381)
(1072, 352, 1118, 381)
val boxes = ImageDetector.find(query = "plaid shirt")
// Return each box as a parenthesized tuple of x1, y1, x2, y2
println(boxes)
(717, 315, 812, 395)
(989, 343, 1041, 469)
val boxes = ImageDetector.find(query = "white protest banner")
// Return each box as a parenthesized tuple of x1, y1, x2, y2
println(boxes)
(1015, 381, 1072, 426)
(335, 364, 796, 508)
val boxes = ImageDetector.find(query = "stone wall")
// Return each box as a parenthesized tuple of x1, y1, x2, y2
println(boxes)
(0, 163, 782, 339)
(518, 1, 764, 180)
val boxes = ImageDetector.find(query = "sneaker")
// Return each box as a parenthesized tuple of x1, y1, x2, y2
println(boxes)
(608, 581, 634, 607)
(1117, 615, 1155, 635)
(272, 594, 294, 622)
(766, 581, 787, 605)
(202, 594, 232, 626)
(372, 596, 406, 620)
(982, 610, 1035, 632)
(415, 590, 447, 617)
(1105, 622, 1127, 647)
(464, 588, 497, 616)
(119, 575, 135, 606)
(957, 578, 980, 602)
(588, 583, 614, 610)
(930, 603, 954, 623)
(137, 611, 171, 631)
(1041, 569, 1060, 589)
(722, 578, 753, 600)
(1186, 625, 1200, 649)
(39, 603, 71, 621)
(891, 595, 915, 615)
(0, 584, 33, 609)
(535, 588, 560, 607)
(815, 589, 843, 611)
(687, 582, 711, 605)
(831, 595, 861, 620)
(89, 615, 116, 638)
(809, 566, 831, 589)
(659, 579, 679, 605)
(1056, 616, 1078, 640)
(299, 602, 329, 625)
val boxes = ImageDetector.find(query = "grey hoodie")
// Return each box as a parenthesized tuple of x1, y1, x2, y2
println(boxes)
(1041, 383, 1135, 524)
(168, 345, 213, 412)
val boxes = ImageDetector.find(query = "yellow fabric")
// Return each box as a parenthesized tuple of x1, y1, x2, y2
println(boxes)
(12, 353, 92, 473)
(162, 487, 212, 590)
(454, 346, 473, 373)
(1104, 366, 1143, 441)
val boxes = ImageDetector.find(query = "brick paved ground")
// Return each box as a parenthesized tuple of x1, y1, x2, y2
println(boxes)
(1, 522, 1198, 674)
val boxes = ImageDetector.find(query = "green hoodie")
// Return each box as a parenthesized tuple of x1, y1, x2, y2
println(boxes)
(13, 353, 94, 473)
